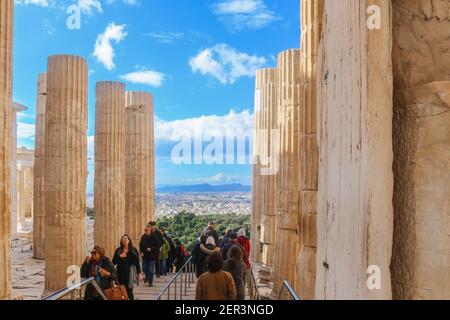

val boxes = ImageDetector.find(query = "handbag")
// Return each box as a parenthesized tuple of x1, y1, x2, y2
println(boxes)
(104, 284, 129, 300)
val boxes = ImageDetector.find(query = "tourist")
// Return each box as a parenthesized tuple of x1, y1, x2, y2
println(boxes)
(80, 246, 117, 300)
(195, 253, 237, 300)
(220, 228, 233, 249)
(139, 226, 160, 287)
(147, 221, 164, 277)
(161, 227, 176, 274)
(202, 221, 220, 247)
(198, 236, 221, 276)
(191, 235, 207, 277)
(224, 245, 248, 300)
(237, 228, 251, 269)
(112, 234, 142, 300)
(159, 236, 170, 276)
(222, 232, 240, 260)
(174, 239, 186, 272)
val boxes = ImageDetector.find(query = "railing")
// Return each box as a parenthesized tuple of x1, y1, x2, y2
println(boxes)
(279, 281, 301, 301)
(42, 277, 108, 301)
(155, 256, 196, 300)
(248, 265, 261, 300)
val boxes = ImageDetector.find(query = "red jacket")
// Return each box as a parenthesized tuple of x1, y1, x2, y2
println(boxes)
(237, 236, 251, 269)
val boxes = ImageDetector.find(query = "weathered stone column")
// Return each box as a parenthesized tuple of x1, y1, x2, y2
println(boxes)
(125, 91, 155, 245)
(11, 103, 27, 241)
(17, 166, 26, 231)
(391, 0, 450, 300)
(94, 81, 125, 258)
(316, 0, 393, 299)
(44, 55, 88, 292)
(296, 0, 324, 300)
(33, 73, 47, 259)
(0, 0, 13, 300)
(255, 68, 278, 268)
(272, 49, 301, 298)
(251, 72, 264, 263)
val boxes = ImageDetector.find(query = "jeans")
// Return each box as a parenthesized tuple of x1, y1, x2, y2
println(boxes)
(142, 259, 156, 285)
(160, 259, 168, 276)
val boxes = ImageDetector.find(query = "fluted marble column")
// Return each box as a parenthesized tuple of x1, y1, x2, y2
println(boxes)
(272, 49, 301, 298)
(316, 0, 393, 299)
(33, 73, 46, 259)
(255, 68, 278, 268)
(44, 55, 88, 292)
(391, 0, 450, 300)
(251, 72, 264, 263)
(296, 0, 324, 300)
(0, 0, 13, 300)
(125, 91, 155, 245)
(94, 82, 125, 258)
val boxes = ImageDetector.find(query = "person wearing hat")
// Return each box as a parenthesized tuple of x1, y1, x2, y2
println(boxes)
(202, 221, 220, 248)
(197, 236, 220, 276)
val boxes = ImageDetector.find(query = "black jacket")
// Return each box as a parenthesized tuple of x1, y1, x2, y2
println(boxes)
(80, 256, 117, 300)
(139, 233, 161, 261)
(112, 247, 141, 287)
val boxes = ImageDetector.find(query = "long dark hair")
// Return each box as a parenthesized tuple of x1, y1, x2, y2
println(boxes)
(228, 245, 243, 268)
(119, 234, 137, 255)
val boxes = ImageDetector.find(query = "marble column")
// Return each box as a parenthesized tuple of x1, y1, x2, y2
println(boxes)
(94, 81, 125, 258)
(251, 71, 264, 263)
(125, 91, 155, 246)
(391, 0, 450, 300)
(296, 0, 324, 300)
(271, 49, 301, 298)
(44, 55, 88, 292)
(255, 68, 278, 268)
(0, 0, 13, 300)
(33, 73, 47, 259)
(11, 102, 27, 240)
(316, 0, 393, 299)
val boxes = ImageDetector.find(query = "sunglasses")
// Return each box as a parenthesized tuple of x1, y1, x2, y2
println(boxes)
(91, 251, 97, 255)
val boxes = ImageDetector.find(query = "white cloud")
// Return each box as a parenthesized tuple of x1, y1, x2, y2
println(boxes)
(212, 0, 279, 30)
(93, 23, 127, 70)
(155, 109, 253, 142)
(120, 70, 166, 87)
(88, 135, 94, 160)
(189, 44, 266, 84)
(144, 31, 185, 44)
(14, 0, 52, 6)
(77, 0, 102, 14)
(17, 122, 35, 140)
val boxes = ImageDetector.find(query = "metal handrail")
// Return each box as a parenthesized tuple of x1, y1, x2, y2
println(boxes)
(279, 280, 301, 301)
(248, 265, 261, 300)
(42, 277, 108, 301)
(155, 256, 196, 300)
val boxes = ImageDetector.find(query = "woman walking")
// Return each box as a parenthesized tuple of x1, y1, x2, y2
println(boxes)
(81, 246, 117, 300)
(195, 253, 237, 300)
(198, 236, 220, 276)
(112, 234, 142, 300)
(224, 245, 248, 300)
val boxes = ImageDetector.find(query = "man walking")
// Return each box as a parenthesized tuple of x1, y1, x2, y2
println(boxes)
(139, 226, 160, 287)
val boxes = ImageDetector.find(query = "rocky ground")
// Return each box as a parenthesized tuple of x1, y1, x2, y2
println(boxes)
(11, 217, 94, 300)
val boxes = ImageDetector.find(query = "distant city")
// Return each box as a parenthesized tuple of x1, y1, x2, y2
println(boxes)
(87, 184, 252, 217)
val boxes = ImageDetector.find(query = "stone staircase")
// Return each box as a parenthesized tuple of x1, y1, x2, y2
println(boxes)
(134, 273, 197, 301)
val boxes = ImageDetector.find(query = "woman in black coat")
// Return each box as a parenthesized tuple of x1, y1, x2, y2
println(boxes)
(112, 234, 142, 300)
(81, 246, 117, 300)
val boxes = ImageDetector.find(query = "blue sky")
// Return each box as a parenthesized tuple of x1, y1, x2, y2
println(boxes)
(13, 0, 300, 191)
